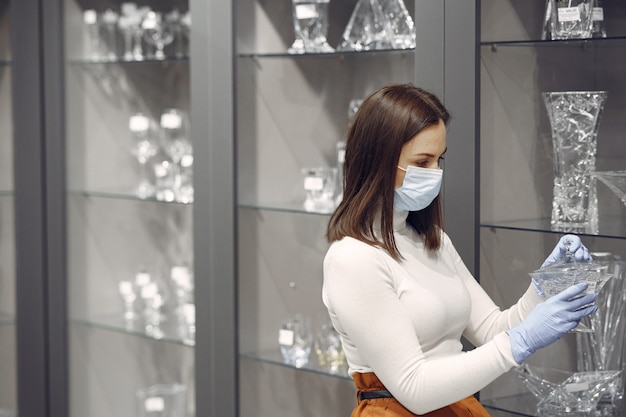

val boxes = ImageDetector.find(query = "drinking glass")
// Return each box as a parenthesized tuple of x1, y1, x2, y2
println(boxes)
(288, 0, 334, 54)
(549, 0, 594, 39)
(160, 109, 193, 203)
(142, 11, 175, 60)
(591, 0, 607, 38)
(101, 9, 119, 61)
(301, 166, 338, 213)
(315, 321, 346, 374)
(83, 9, 103, 61)
(279, 315, 313, 368)
(137, 383, 187, 417)
(129, 113, 159, 199)
(118, 280, 138, 325)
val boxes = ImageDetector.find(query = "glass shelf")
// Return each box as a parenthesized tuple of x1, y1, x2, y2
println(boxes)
(67, 55, 189, 66)
(71, 314, 194, 347)
(68, 188, 193, 205)
(240, 349, 351, 381)
(481, 35, 626, 48)
(239, 201, 334, 216)
(238, 47, 414, 59)
(480, 216, 626, 240)
(0, 190, 13, 197)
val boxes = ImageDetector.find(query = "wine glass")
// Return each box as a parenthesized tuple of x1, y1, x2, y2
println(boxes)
(160, 109, 192, 202)
(129, 113, 158, 199)
(142, 11, 175, 60)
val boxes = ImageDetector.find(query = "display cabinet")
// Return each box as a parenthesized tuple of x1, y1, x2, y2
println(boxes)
(62, 0, 198, 416)
(12, 0, 236, 416)
(234, 1, 480, 415)
(0, 1, 15, 416)
(478, 1, 626, 416)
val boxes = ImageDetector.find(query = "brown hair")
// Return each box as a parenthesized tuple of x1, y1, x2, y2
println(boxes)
(326, 84, 450, 260)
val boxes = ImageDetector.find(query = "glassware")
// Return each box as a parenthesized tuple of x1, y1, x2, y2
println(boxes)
(529, 254, 612, 332)
(337, 0, 394, 51)
(83, 9, 103, 61)
(118, 280, 138, 326)
(315, 321, 346, 374)
(165, 8, 185, 58)
(141, 282, 164, 339)
(593, 171, 626, 208)
(171, 265, 194, 340)
(279, 315, 313, 368)
(335, 141, 346, 205)
(379, 0, 415, 49)
(288, 0, 334, 54)
(543, 91, 607, 234)
(101, 9, 120, 61)
(301, 166, 338, 213)
(577, 257, 626, 373)
(137, 383, 187, 417)
(515, 364, 622, 415)
(142, 11, 175, 60)
(160, 109, 193, 203)
(129, 113, 159, 199)
(591, 0, 607, 38)
(549, 0, 594, 40)
(119, 3, 146, 62)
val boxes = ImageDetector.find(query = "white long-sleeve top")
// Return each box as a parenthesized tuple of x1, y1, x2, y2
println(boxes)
(322, 209, 543, 414)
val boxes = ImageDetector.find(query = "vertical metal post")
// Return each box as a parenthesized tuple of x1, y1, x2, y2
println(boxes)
(11, 0, 67, 415)
(414, 0, 479, 275)
(190, 0, 238, 416)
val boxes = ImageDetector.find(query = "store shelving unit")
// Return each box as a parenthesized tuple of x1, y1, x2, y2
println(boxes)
(479, 1, 626, 416)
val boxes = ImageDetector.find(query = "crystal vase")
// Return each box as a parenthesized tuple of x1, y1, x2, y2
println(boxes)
(577, 257, 626, 411)
(543, 91, 607, 234)
(337, 0, 394, 51)
(549, 0, 594, 40)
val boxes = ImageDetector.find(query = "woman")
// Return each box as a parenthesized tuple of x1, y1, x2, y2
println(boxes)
(322, 84, 596, 417)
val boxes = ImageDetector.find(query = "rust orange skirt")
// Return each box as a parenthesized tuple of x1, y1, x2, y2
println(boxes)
(352, 373, 491, 417)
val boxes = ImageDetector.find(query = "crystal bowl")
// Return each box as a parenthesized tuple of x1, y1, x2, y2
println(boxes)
(515, 364, 623, 415)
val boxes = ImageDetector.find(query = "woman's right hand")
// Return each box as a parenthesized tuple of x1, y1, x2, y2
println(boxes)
(507, 282, 597, 364)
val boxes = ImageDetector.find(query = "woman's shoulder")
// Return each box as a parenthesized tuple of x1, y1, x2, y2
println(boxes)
(325, 236, 386, 264)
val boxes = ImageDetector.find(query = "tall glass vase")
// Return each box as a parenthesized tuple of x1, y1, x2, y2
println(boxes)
(543, 91, 607, 234)
(577, 257, 626, 413)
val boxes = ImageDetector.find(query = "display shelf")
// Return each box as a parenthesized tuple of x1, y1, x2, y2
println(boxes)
(238, 48, 414, 59)
(69, 188, 193, 205)
(67, 55, 189, 66)
(240, 349, 350, 381)
(481, 35, 626, 48)
(71, 314, 194, 347)
(480, 216, 626, 240)
(238, 201, 333, 216)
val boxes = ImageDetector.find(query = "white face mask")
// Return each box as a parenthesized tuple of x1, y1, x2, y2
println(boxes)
(394, 166, 443, 212)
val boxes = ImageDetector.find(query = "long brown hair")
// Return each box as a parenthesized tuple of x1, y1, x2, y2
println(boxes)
(326, 84, 450, 260)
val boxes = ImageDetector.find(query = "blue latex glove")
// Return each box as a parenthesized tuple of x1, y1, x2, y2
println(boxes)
(541, 234, 592, 268)
(508, 282, 597, 364)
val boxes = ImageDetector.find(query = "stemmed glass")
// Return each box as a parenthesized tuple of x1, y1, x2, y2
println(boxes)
(165, 8, 184, 58)
(118, 280, 138, 328)
(101, 9, 120, 61)
(160, 109, 192, 202)
(142, 11, 175, 60)
(119, 4, 149, 62)
(83, 9, 103, 61)
(129, 113, 159, 199)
